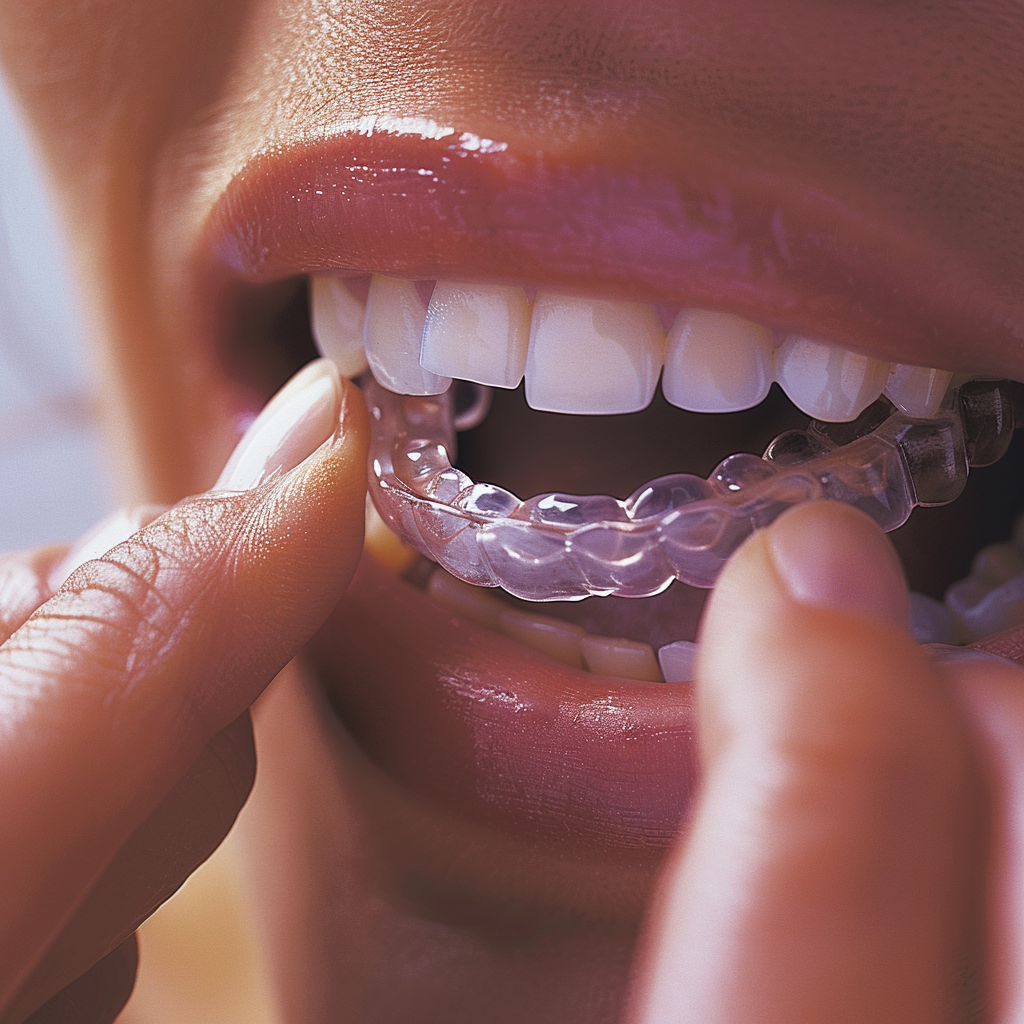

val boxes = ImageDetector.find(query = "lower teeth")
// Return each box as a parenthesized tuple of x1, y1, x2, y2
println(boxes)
(365, 376, 1022, 602)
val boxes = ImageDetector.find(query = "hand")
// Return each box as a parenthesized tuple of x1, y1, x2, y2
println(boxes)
(0, 360, 368, 1024)
(630, 500, 1024, 1023)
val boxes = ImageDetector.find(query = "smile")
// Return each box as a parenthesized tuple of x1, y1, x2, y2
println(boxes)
(304, 267, 1023, 681)
(198, 123, 1024, 849)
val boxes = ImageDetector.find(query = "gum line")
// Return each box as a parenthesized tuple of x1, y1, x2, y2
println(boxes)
(365, 377, 1020, 601)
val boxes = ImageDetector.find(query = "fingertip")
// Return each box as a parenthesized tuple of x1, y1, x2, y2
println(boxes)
(766, 502, 909, 631)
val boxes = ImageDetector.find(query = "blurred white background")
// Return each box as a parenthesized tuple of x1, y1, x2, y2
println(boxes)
(0, 76, 113, 552)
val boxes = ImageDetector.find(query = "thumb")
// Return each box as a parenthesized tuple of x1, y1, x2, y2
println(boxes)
(630, 502, 983, 1024)
(0, 358, 368, 1008)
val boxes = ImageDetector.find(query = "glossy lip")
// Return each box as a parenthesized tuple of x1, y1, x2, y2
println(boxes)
(313, 554, 697, 851)
(201, 127, 1024, 383)
(198, 124, 1024, 850)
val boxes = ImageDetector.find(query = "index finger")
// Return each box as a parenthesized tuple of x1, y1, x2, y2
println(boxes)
(0, 364, 367, 1010)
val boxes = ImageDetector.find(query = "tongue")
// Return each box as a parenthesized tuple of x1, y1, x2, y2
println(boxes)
(498, 579, 710, 649)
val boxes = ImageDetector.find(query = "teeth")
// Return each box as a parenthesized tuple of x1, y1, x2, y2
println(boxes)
(656, 640, 699, 682)
(350, 274, 959, 430)
(496, 608, 586, 668)
(424, 568, 667, 680)
(310, 275, 369, 377)
(365, 275, 452, 396)
(364, 495, 418, 574)
(524, 292, 664, 414)
(427, 569, 505, 628)
(774, 334, 890, 422)
(908, 592, 957, 645)
(884, 364, 954, 418)
(946, 574, 1024, 644)
(662, 310, 773, 413)
(420, 282, 531, 388)
(580, 635, 664, 682)
(971, 541, 1024, 585)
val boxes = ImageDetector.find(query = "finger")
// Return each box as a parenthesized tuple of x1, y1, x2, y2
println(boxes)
(19, 938, 138, 1024)
(47, 506, 169, 594)
(0, 508, 169, 648)
(0, 360, 368, 1007)
(5, 714, 254, 1023)
(630, 502, 983, 1024)
(939, 656, 1024, 1023)
(0, 547, 68, 645)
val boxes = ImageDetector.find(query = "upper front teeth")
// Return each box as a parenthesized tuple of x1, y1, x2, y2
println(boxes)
(311, 273, 953, 423)
(662, 309, 773, 413)
(420, 281, 531, 388)
(524, 293, 664, 414)
(309, 275, 369, 378)
(365, 275, 452, 395)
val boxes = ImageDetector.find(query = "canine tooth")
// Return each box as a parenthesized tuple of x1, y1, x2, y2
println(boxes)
(426, 569, 505, 628)
(310, 275, 369, 377)
(971, 542, 1024, 585)
(365, 275, 452, 395)
(580, 635, 664, 682)
(884, 364, 953, 418)
(497, 608, 585, 668)
(657, 640, 699, 683)
(364, 495, 418, 574)
(420, 282, 531, 388)
(774, 335, 889, 422)
(908, 592, 957, 645)
(662, 310, 773, 412)
(525, 292, 664, 414)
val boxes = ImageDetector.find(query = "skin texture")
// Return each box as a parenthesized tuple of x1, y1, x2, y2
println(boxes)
(0, 370, 369, 1022)
(0, 2, 1023, 1022)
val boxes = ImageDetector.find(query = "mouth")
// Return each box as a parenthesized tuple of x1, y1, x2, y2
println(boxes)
(200, 125, 1024, 852)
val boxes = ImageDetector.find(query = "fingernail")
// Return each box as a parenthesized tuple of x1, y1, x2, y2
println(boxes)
(48, 504, 167, 590)
(215, 359, 341, 491)
(767, 501, 910, 629)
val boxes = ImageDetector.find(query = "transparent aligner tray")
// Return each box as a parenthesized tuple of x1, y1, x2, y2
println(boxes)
(363, 377, 1020, 601)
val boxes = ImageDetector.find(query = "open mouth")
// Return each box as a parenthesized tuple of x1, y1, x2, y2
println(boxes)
(322, 271, 1024, 675)
(201, 126, 1024, 850)
(296, 238, 1022, 644)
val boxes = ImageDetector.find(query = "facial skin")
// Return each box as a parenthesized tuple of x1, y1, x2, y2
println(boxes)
(1, 2, 1023, 1022)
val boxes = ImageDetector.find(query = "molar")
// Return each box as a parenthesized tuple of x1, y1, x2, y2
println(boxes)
(774, 334, 890, 422)
(908, 592, 957, 645)
(420, 281, 531, 388)
(662, 309, 773, 413)
(971, 541, 1024, 585)
(524, 291, 664, 414)
(365, 275, 452, 396)
(310, 275, 369, 377)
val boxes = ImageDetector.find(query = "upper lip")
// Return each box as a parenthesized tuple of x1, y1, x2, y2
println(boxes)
(199, 123, 1024, 384)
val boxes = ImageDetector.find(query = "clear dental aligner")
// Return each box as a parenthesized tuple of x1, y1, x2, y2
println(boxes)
(364, 376, 1021, 602)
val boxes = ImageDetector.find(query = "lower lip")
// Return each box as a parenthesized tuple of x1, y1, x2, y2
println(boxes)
(311, 554, 698, 850)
